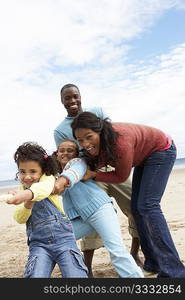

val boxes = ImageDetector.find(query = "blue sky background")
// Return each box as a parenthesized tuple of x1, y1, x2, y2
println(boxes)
(129, 9, 185, 61)
(0, 0, 185, 180)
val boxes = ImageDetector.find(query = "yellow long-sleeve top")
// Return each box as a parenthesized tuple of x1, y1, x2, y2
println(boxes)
(14, 174, 64, 224)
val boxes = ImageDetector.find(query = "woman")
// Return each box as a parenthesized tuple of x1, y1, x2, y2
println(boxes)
(71, 111, 185, 278)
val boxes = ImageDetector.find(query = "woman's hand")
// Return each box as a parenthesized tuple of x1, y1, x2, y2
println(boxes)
(52, 176, 69, 194)
(81, 170, 96, 181)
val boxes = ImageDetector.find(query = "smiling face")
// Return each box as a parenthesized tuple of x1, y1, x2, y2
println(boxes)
(61, 86, 82, 117)
(18, 160, 43, 188)
(57, 140, 78, 167)
(74, 128, 100, 157)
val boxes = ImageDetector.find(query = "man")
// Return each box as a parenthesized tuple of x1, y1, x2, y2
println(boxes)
(54, 83, 143, 277)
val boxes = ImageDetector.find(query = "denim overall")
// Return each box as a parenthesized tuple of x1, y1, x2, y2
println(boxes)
(24, 198, 88, 278)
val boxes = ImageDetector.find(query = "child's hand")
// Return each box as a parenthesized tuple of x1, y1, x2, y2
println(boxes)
(0, 189, 19, 203)
(0, 193, 14, 203)
(52, 177, 69, 194)
(6, 190, 33, 205)
(24, 199, 34, 209)
(81, 170, 96, 181)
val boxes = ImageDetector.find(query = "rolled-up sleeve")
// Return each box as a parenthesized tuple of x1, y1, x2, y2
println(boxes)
(61, 158, 87, 187)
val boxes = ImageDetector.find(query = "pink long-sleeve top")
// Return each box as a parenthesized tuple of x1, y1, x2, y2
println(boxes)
(95, 122, 172, 184)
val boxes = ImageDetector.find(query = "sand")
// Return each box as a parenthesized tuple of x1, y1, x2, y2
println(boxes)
(0, 168, 184, 278)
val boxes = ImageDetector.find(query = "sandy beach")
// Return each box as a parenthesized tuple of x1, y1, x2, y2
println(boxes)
(0, 167, 184, 278)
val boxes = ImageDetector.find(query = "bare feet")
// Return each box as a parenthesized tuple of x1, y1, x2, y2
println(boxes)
(87, 269, 94, 278)
(131, 253, 144, 268)
(83, 249, 94, 278)
(130, 237, 144, 268)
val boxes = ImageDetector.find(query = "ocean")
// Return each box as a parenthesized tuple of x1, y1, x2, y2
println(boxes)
(173, 157, 185, 169)
(0, 158, 185, 190)
(0, 179, 19, 190)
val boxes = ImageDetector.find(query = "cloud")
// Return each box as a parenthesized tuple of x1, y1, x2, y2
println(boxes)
(0, 0, 185, 180)
(0, 0, 182, 75)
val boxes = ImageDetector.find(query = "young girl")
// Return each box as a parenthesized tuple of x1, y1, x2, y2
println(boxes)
(52, 139, 144, 278)
(70, 111, 185, 278)
(6, 142, 88, 278)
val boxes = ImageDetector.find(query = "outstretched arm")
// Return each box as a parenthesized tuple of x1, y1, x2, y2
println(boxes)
(53, 158, 87, 194)
(6, 174, 56, 205)
(0, 190, 34, 224)
(6, 189, 33, 205)
(52, 176, 69, 194)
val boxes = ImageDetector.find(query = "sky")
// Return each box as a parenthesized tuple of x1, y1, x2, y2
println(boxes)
(0, 0, 185, 181)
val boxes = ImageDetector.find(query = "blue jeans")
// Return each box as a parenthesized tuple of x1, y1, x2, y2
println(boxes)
(71, 203, 144, 278)
(25, 200, 88, 278)
(131, 142, 185, 277)
(24, 243, 88, 278)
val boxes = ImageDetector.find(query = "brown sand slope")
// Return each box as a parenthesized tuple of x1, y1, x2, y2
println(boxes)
(0, 168, 184, 278)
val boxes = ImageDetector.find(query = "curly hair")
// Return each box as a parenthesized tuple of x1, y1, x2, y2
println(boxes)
(14, 142, 58, 176)
(71, 111, 120, 170)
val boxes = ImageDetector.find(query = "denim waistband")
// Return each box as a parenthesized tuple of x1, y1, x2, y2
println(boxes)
(27, 213, 69, 228)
